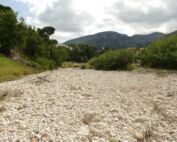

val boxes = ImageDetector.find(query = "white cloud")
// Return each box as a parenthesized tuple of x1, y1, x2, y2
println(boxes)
(14, 0, 57, 14)
(12, 0, 177, 42)
(39, 0, 94, 33)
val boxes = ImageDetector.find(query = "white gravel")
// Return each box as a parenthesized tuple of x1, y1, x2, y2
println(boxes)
(0, 68, 177, 142)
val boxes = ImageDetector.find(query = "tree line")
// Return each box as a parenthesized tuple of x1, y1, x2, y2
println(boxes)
(0, 4, 69, 69)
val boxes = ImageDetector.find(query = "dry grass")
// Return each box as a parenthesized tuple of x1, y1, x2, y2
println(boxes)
(143, 127, 153, 142)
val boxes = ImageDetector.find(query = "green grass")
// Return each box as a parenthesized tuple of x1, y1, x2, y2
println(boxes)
(62, 62, 83, 68)
(0, 55, 33, 82)
(80, 63, 93, 69)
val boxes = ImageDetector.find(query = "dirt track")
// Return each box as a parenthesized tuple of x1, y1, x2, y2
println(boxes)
(0, 68, 177, 142)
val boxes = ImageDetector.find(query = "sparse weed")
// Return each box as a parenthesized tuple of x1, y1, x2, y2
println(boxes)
(156, 70, 168, 77)
(143, 127, 153, 142)
(0, 91, 8, 101)
(62, 62, 82, 68)
(81, 63, 92, 69)
(152, 102, 168, 120)
(127, 63, 136, 71)
(0, 106, 6, 112)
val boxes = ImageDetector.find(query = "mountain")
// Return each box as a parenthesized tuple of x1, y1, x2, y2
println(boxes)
(64, 31, 165, 48)
(166, 30, 177, 37)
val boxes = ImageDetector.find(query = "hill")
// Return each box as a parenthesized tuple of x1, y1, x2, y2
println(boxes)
(64, 31, 165, 48)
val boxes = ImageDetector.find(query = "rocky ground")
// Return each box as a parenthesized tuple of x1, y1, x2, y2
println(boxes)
(0, 68, 177, 142)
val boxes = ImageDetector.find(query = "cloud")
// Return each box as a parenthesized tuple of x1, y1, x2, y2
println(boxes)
(39, 0, 94, 33)
(8, 0, 177, 42)
(14, 0, 57, 14)
(108, 0, 177, 30)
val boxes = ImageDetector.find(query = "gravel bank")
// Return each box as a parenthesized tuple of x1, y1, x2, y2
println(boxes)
(0, 68, 177, 142)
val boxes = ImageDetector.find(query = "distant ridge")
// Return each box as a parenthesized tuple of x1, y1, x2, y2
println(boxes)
(64, 31, 165, 48)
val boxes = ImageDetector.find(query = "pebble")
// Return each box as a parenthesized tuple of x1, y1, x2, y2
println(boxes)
(0, 68, 176, 141)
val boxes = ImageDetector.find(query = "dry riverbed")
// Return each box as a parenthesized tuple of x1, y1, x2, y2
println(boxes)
(0, 68, 177, 142)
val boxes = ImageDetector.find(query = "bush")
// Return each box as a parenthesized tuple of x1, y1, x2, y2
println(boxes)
(90, 49, 136, 70)
(81, 63, 92, 69)
(140, 34, 177, 69)
(36, 57, 56, 70)
(50, 46, 69, 66)
(127, 63, 136, 71)
(69, 44, 98, 62)
(62, 62, 81, 68)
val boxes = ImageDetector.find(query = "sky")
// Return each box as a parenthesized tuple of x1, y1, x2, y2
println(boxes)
(1, 0, 177, 43)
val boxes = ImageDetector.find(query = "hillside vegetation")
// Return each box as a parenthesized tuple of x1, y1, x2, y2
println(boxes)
(0, 4, 68, 70)
(0, 55, 33, 82)
(82, 32, 177, 70)
(64, 31, 165, 48)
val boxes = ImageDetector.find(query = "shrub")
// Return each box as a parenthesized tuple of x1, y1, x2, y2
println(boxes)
(127, 63, 136, 71)
(36, 57, 56, 70)
(81, 63, 92, 69)
(69, 44, 98, 62)
(91, 49, 136, 70)
(50, 46, 69, 66)
(140, 34, 177, 69)
(62, 62, 81, 68)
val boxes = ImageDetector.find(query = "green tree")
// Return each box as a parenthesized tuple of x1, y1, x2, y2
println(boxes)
(0, 9, 18, 55)
(50, 46, 69, 66)
(37, 26, 55, 40)
(69, 44, 98, 62)
(23, 27, 42, 57)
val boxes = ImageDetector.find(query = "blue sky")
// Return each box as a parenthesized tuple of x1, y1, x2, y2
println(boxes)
(1, 0, 30, 18)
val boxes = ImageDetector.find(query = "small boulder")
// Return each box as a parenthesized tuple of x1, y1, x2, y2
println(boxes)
(82, 112, 103, 124)
(134, 131, 144, 140)
(89, 122, 110, 137)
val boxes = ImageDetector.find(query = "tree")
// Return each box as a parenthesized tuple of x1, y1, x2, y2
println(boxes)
(0, 4, 68, 69)
(0, 4, 12, 12)
(37, 26, 55, 40)
(23, 27, 42, 57)
(50, 46, 69, 66)
(69, 44, 98, 62)
(48, 39, 58, 46)
(0, 9, 18, 55)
